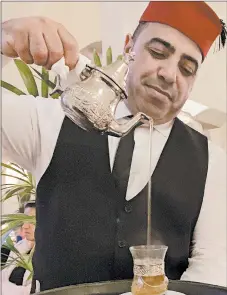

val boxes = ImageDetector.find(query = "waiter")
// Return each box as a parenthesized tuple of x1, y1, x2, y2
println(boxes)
(2, 1, 227, 292)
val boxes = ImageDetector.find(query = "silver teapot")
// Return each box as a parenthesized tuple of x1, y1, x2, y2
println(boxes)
(51, 52, 150, 137)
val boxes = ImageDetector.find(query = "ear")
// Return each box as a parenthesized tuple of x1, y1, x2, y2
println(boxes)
(124, 34, 134, 54)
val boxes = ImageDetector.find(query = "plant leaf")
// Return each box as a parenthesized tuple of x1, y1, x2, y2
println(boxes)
(1, 80, 26, 96)
(1, 183, 18, 188)
(28, 245, 35, 264)
(106, 47, 113, 66)
(93, 49, 102, 67)
(1, 256, 19, 270)
(11, 163, 26, 172)
(50, 92, 61, 99)
(117, 54, 123, 61)
(26, 271, 33, 282)
(14, 59, 39, 97)
(1, 184, 32, 190)
(1, 174, 31, 184)
(5, 236, 21, 255)
(1, 163, 28, 178)
(1, 221, 23, 245)
(27, 172, 35, 185)
(31, 67, 56, 89)
(1, 214, 36, 223)
(41, 67, 49, 98)
(3, 237, 34, 273)
(1, 187, 27, 202)
(1, 214, 35, 229)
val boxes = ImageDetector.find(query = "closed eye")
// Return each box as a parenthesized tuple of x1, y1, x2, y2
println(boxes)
(179, 61, 197, 77)
(148, 49, 166, 59)
(180, 66, 195, 76)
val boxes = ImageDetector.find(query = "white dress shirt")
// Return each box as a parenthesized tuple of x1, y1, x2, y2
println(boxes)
(2, 55, 227, 287)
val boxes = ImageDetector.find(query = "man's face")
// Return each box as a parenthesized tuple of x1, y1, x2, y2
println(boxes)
(125, 23, 202, 124)
(22, 207, 36, 242)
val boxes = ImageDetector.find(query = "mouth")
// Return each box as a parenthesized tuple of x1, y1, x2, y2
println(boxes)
(144, 84, 172, 101)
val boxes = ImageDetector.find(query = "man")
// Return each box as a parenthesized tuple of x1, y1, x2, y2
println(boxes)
(1, 202, 36, 295)
(2, 1, 226, 292)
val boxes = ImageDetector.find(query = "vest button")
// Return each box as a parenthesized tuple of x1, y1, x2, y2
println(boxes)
(118, 240, 126, 248)
(124, 204, 132, 213)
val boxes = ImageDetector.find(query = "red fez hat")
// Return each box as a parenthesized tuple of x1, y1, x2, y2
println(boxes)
(140, 1, 225, 58)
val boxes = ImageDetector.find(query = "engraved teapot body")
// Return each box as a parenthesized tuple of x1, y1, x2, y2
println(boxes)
(52, 53, 150, 137)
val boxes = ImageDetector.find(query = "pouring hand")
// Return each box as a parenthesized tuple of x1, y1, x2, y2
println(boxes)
(2, 16, 79, 70)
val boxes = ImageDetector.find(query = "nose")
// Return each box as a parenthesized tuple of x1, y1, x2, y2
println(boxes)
(157, 60, 177, 85)
(22, 222, 30, 230)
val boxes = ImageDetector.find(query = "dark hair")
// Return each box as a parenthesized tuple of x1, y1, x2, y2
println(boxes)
(132, 21, 149, 41)
(24, 201, 36, 210)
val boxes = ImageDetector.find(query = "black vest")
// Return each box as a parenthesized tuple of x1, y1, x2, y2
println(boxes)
(34, 117, 208, 291)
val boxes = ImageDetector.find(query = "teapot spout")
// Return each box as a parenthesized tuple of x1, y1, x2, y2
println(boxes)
(107, 112, 152, 137)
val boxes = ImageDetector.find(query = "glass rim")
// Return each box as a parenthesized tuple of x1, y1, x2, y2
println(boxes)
(129, 245, 168, 251)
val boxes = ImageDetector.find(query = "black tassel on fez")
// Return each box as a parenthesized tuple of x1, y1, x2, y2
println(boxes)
(219, 19, 227, 49)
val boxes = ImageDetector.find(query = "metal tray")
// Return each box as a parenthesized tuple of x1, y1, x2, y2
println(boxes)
(37, 279, 227, 295)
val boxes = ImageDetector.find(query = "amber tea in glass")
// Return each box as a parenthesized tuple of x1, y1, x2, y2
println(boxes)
(130, 245, 168, 295)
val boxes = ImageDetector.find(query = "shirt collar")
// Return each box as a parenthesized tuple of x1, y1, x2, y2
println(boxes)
(115, 101, 174, 138)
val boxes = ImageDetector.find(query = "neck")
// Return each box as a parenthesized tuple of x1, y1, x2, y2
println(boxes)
(124, 100, 175, 126)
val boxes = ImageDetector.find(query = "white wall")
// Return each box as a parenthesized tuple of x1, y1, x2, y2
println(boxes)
(2, 2, 101, 92)
(2, 2, 101, 49)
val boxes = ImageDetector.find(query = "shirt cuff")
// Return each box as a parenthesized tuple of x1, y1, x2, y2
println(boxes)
(51, 54, 91, 90)
(74, 54, 91, 76)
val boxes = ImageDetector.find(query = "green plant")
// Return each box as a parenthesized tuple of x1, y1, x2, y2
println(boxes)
(1, 213, 36, 244)
(1, 236, 35, 281)
(1, 59, 58, 98)
(1, 162, 36, 211)
(1, 214, 36, 280)
(1, 58, 56, 280)
(93, 46, 123, 67)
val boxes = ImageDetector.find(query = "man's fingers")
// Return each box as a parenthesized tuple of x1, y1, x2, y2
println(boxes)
(29, 32, 48, 66)
(2, 17, 80, 71)
(14, 32, 34, 64)
(43, 29, 64, 70)
(1, 32, 18, 58)
(58, 26, 79, 70)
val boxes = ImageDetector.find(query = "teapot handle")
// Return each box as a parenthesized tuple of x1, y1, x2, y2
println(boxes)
(50, 55, 92, 95)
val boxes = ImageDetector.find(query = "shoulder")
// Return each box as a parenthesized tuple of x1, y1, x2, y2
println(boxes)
(175, 118, 208, 158)
(176, 117, 207, 140)
(207, 140, 226, 166)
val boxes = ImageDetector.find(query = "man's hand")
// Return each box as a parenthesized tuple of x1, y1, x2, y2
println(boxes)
(2, 17, 79, 70)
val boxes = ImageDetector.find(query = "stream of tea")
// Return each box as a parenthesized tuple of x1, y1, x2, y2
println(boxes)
(147, 119, 154, 245)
